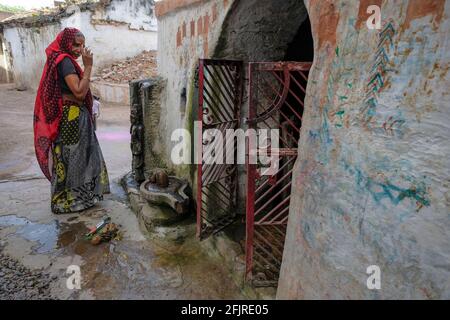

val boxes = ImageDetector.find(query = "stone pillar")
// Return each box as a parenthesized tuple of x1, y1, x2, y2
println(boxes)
(129, 80, 145, 183)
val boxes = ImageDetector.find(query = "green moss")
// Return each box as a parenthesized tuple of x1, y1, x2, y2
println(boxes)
(181, 66, 200, 189)
(145, 149, 168, 172)
(142, 79, 170, 174)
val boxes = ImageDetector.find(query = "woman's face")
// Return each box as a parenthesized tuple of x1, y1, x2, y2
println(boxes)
(71, 35, 85, 58)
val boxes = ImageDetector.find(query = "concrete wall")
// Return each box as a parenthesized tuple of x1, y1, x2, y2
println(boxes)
(0, 33, 13, 83)
(90, 80, 129, 105)
(0, 0, 157, 90)
(2, 24, 61, 89)
(278, 0, 450, 299)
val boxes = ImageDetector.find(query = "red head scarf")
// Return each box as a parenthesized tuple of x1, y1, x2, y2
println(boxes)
(34, 27, 93, 180)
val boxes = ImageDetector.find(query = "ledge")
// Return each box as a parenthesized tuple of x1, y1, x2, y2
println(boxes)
(90, 80, 130, 105)
(155, 0, 205, 18)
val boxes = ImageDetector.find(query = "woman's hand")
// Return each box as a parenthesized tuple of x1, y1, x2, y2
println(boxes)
(82, 46, 93, 67)
(65, 46, 94, 101)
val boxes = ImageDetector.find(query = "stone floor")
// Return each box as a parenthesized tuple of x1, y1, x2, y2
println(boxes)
(0, 84, 247, 300)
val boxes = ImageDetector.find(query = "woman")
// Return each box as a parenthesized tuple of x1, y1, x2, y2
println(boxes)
(34, 27, 110, 214)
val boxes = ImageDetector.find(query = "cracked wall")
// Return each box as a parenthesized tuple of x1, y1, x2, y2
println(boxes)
(154, 0, 311, 184)
(153, 0, 450, 299)
(0, 0, 157, 90)
(154, 0, 233, 181)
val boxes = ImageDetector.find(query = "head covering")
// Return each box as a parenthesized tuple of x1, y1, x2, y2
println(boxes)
(34, 27, 93, 180)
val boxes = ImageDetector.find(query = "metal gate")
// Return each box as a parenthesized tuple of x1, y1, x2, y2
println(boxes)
(245, 62, 311, 286)
(197, 59, 243, 240)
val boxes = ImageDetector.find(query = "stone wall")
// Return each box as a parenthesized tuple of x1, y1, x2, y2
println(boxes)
(278, 0, 450, 299)
(0, 0, 157, 90)
(213, 0, 309, 61)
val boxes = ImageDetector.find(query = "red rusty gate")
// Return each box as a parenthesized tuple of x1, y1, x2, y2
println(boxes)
(197, 59, 243, 240)
(197, 59, 311, 287)
(245, 62, 311, 286)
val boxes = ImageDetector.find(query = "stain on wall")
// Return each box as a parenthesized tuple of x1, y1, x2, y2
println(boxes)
(403, 0, 445, 30)
(311, 0, 340, 50)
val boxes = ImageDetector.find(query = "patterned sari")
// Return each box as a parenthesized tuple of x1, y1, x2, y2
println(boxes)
(34, 28, 110, 213)
(50, 103, 110, 213)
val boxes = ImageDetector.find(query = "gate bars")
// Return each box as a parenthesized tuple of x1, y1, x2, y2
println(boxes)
(197, 59, 243, 240)
(196, 59, 311, 287)
(246, 62, 311, 286)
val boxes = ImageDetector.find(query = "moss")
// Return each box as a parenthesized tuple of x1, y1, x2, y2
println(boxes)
(142, 78, 170, 174)
(153, 240, 202, 267)
(180, 65, 200, 188)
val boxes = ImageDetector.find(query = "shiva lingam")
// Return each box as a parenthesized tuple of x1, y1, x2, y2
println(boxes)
(140, 169, 190, 215)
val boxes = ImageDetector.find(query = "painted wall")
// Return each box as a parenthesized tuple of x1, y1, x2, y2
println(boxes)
(153, 0, 450, 299)
(1, 0, 157, 90)
(154, 0, 233, 178)
(278, 0, 450, 299)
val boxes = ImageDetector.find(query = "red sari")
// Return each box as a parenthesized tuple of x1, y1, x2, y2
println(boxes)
(34, 27, 93, 180)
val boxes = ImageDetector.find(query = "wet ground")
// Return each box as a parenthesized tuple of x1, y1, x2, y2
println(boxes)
(0, 84, 246, 300)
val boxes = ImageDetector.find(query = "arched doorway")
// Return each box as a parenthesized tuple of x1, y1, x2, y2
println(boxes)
(197, 0, 314, 287)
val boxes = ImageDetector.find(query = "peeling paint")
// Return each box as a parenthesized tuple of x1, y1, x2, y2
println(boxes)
(279, 0, 450, 300)
(403, 0, 446, 30)
(312, 0, 340, 49)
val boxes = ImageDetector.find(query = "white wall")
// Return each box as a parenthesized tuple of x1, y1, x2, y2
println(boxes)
(1, 0, 157, 91)
(61, 11, 157, 71)
(91, 0, 157, 31)
(3, 24, 61, 90)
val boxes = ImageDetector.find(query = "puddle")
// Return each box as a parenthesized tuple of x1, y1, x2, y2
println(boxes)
(0, 215, 91, 255)
(57, 222, 90, 255)
(0, 215, 59, 254)
(0, 213, 246, 299)
(0, 215, 29, 226)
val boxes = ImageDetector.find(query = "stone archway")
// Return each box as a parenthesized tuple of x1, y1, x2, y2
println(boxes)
(210, 0, 314, 207)
(213, 0, 313, 63)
